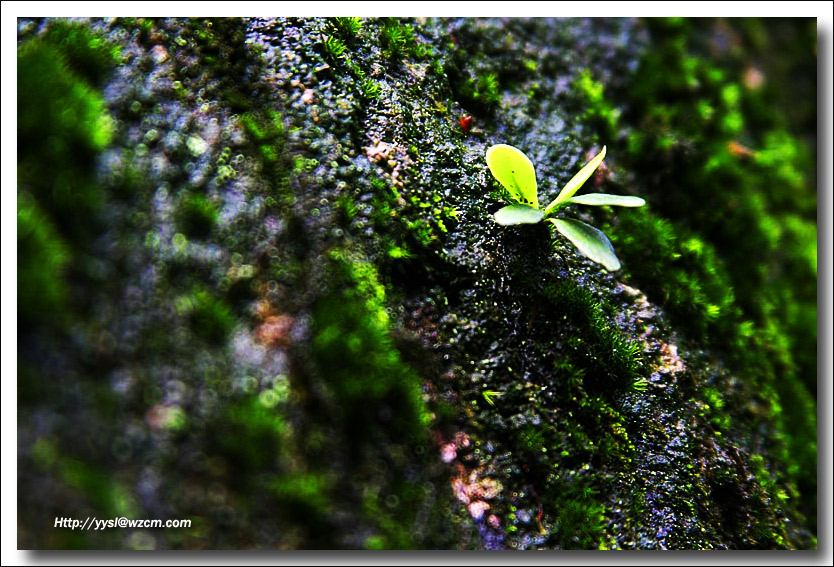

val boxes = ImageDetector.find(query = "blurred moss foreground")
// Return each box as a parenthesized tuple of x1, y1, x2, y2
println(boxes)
(17, 17, 816, 549)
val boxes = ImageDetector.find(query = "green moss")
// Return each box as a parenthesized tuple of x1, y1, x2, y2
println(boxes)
(189, 288, 234, 345)
(311, 20, 389, 103)
(378, 18, 418, 62)
(59, 458, 138, 519)
(614, 18, 817, 538)
(322, 35, 347, 62)
(360, 77, 382, 100)
(17, 39, 114, 234)
(17, 192, 70, 325)
(573, 69, 620, 138)
(240, 109, 292, 206)
(363, 168, 457, 262)
(613, 205, 816, 531)
(335, 192, 359, 225)
(701, 386, 730, 432)
(312, 250, 429, 433)
(201, 395, 340, 540)
(484, 267, 645, 548)
(17, 22, 120, 337)
(611, 207, 737, 343)
(209, 397, 286, 480)
(306, 249, 436, 548)
(448, 69, 502, 114)
(329, 17, 363, 42)
(623, 21, 815, 329)
(176, 193, 219, 239)
(535, 276, 643, 398)
(39, 20, 122, 87)
(544, 477, 609, 549)
(474, 72, 501, 108)
(137, 17, 155, 44)
(500, 387, 633, 549)
(271, 472, 335, 519)
(27, 438, 139, 548)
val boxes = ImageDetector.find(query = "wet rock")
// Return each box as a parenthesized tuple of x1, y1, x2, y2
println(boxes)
(16, 16, 817, 551)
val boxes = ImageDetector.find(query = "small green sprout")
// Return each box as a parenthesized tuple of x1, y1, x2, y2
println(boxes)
(322, 35, 347, 62)
(481, 390, 504, 406)
(485, 144, 645, 271)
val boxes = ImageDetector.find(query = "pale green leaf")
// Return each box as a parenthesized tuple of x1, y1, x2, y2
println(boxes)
(549, 217, 621, 271)
(565, 194, 645, 207)
(493, 204, 546, 225)
(544, 146, 607, 214)
(485, 144, 539, 208)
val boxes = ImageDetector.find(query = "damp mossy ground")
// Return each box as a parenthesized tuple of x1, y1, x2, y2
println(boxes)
(16, 17, 817, 550)
(604, 18, 817, 537)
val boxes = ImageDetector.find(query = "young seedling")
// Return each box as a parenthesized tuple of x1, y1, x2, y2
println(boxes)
(485, 144, 644, 271)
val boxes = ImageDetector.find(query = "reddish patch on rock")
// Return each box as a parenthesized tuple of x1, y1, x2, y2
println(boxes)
(254, 314, 294, 348)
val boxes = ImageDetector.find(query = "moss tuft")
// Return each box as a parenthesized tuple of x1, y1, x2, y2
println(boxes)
(39, 20, 123, 87)
(312, 249, 430, 438)
(176, 193, 219, 239)
(378, 18, 418, 62)
(611, 207, 737, 343)
(573, 69, 620, 139)
(535, 277, 644, 398)
(190, 288, 234, 345)
(328, 17, 363, 42)
(17, 193, 70, 326)
(17, 40, 114, 233)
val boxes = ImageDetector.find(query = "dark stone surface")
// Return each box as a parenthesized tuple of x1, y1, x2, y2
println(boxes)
(17, 17, 817, 549)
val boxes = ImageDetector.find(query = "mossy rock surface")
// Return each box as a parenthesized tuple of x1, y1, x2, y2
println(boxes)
(17, 17, 817, 550)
